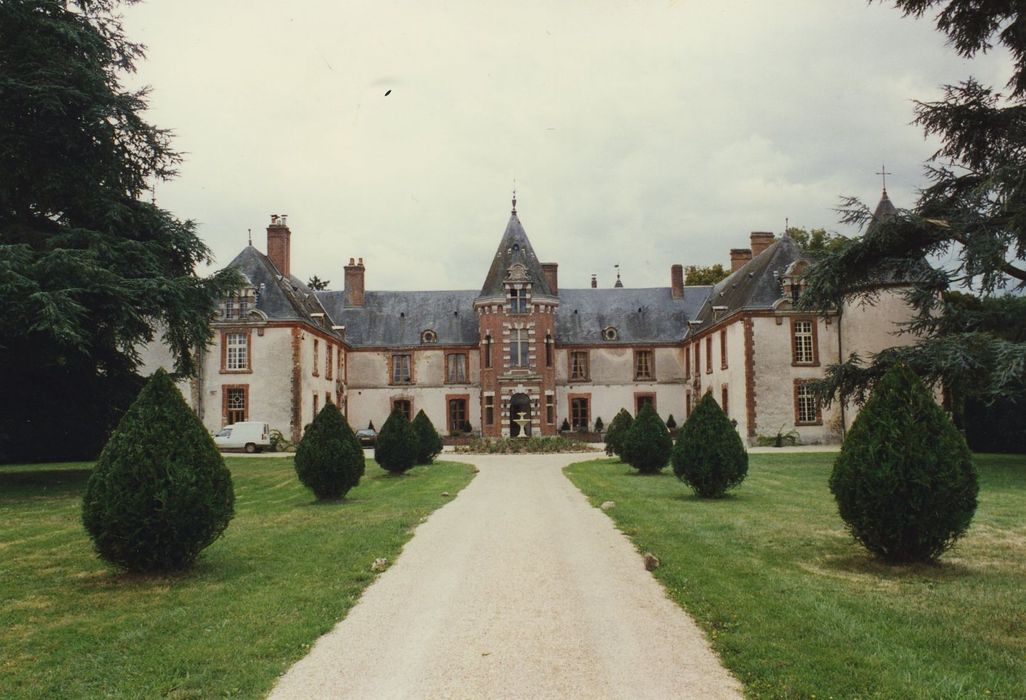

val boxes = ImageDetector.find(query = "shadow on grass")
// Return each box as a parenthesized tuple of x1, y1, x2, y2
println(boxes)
(822, 551, 975, 581)
(0, 468, 92, 498)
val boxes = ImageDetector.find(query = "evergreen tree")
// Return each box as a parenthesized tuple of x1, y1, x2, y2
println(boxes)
(665, 414, 677, 430)
(374, 408, 418, 473)
(622, 403, 672, 474)
(830, 364, 978, 563)
(294, 402, 364, 500)
(672, 393, 748, 498)
(82, 369, 234, 572)
(593, 416, 604, 433)
(0, 1, 238, 462)
(411, 409, 443, 465)
(800, 1, 1026, 407)
(604, 409, 634, 458)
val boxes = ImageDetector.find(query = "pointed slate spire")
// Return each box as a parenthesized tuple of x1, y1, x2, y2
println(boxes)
(479, 206, 554, 298)
(871, 187, 897, 222)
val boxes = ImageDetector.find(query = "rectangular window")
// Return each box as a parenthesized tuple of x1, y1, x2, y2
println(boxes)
(484, 396, 494, 426)
(570, 351, 589, 381)
(635, 394, 655, 414)
(695, 341, 701, 375)
(325, 391, 331, 407)
(313, 392, 319, 416)
(796, 382, 820, 424)
(570, 397, 590, 430)
(391, 354, 412, 384)
(720, 329, 728, 369)
(326, 345, 333, 380)
(545, 334, 553, 367)
(484, 335, 492, 369)
(448, 398, 468, 433)
(226, 333, 248, 371)
(447, 353, 468, 383)
(392, 398, 412, 421)
(792, 319, 816, 365)
(223, 292, 250, 320)
(685, 342, 691, 378)
(686, 392, 693, 418)
(705, 336, 713, 373)
(510, 329, 529, 368)
(509, 287, 528, 313)
(635, 350, 654, 381)
(225, 386, 247, 424)
(313, 339, 320, 377)
(545, 394, 555, 424)
(721, 386, 729, 418)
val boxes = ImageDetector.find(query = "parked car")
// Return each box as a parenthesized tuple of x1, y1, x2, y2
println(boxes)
(213, 422, 272, 453)
(356, 427, 377, 447)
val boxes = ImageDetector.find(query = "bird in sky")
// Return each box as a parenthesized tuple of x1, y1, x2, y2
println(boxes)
(384, 89, 392, 96)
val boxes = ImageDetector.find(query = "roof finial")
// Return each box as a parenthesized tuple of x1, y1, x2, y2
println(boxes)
(783, 217, 790, 238)
(247, 228, 252, 246)
(614, 263, 623, 288)
(876, 163, 892, 194)
(512, 179, 517, 214)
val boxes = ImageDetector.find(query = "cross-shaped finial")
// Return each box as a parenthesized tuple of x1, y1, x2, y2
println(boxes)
(876, 164, 892, 192)
(512, 179, 517, 214)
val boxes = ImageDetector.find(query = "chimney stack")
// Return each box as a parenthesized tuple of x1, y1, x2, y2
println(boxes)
(541, 262, 559, 295)
(750, 232, 775, 258)
(730, 248, 753, 272)
(266, 214, 291, 277)
(670, 264, 684, 299)
(590, 274, 597, 289)
(344, 257, 365, 307)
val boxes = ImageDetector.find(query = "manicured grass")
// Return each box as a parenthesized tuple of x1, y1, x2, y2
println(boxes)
(0, 457, 474, 699)
(565, 453, 1026, 699)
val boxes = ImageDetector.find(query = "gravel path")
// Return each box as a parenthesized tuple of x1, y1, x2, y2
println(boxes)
(268, 453, 743, 699)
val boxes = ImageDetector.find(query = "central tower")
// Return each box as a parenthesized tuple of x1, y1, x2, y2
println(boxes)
(475, 196, 559, 437)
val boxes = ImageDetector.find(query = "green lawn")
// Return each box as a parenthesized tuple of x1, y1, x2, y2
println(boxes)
(565, 453, 1026, 699)
(0, 457, 474, 699)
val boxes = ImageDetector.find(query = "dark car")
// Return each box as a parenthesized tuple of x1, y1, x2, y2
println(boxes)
(356, 428, 377, 447)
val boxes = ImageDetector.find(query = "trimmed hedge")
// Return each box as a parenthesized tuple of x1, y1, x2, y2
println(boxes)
(374, 408, 418, 473)
(81, 369, 234, 572)
(830, 364, 978, 563)
(672, 392, 747, 497)
(604, 408, 634, 458)
(294, 402, 365, 499)
(623, 403, 672, 473)
(412, 409, 443, 465)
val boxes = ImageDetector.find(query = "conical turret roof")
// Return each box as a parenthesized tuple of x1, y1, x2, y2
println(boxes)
(478, 210, 554, 298)
(868, 188, 897, 230)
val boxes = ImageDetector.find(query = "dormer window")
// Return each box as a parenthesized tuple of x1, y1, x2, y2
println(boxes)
(602, 326, 619, 341)
(509, 287, 528, 314)
(421, 329, 438, 344)
(223, 287, 256, 320)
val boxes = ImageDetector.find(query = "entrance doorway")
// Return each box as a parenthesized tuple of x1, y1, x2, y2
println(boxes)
(509, 393, 532, 437)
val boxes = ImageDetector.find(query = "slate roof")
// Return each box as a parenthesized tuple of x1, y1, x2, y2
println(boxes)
(479, 211, 554, 298)
(556, 287, 711, 345)
(225, 247, 336, 331)
(316, 290, 480, 347)
(869, 188, 897, 228)
(692, 236, 803, 328)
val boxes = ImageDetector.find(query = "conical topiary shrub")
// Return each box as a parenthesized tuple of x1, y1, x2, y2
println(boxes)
(672, 392, 747, 497)
(295, 402, 365, 500)
(374, 408, 418, 473)
(623, 403, 673, 473)
(594, 416, 604, 433)
(412, 409, 443, 465)
(81, 369, 234, 572)
(604, 408, 634, 458)
(665, 414, 678, 431)
(830, 364, 978, 563)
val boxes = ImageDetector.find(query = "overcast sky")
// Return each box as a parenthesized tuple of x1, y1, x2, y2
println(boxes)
(121, 0, 1012, 292)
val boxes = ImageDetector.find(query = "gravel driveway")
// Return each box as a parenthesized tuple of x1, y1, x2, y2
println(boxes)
(268, 453, 742, 699)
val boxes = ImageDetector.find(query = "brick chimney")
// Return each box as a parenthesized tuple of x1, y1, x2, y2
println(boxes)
(670, 264, 684, 299)
(750, 232, 775, 258)
(541, 263, 558, 295)
(590, 274, 597, 289)
(266, 214, 291, 276)
(730, 248, 753, 272)
(344, 257, 365, 307)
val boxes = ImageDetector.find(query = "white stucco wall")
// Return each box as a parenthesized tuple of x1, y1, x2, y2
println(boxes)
(685, 320, 749, 439)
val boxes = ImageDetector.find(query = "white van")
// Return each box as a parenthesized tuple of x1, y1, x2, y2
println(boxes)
(213, 422, 272, 453)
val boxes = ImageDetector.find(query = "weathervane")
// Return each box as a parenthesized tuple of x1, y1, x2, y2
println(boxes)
(876, 164, 892, 193)
(512, 179, 517, 214)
